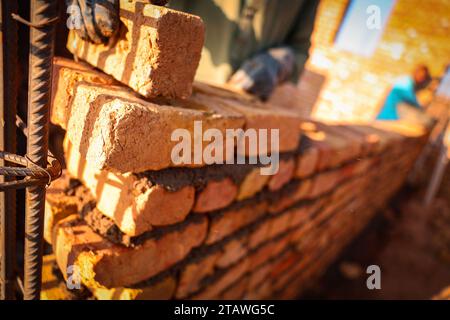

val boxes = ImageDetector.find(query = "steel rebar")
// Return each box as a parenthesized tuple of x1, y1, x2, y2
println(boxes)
(23, 0, 57, 300)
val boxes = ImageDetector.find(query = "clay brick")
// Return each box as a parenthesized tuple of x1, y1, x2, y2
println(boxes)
(193, 178, 237, 213)
(51, 57, 115, 129)
(192, 258, 249, 299)
(65, 141, 194, 236)
(237, 167, 270, 200)
(321, 124, 364, 159)
(248, 263, 271, 290)
(65, 82, 244, 173)
(309, 169, 340, 198)
(295, 146, 319, 178)
(248, 220, 271, 249)
(44, 174, 80, 244)
(268, 158, 295, 191)
(268, 214, 291, 239)
(221, 276, 249, 300)
(301, 121, 359, 170)
(270, 252, 300, 279)
(67, 1, 204, 99)
(268, 180, 311, 214)
(289, 206, 309, 228)
(93, 276, 176, 300)
(248, 237, 288, 269)
(53, 215, 207, 288)
(195, 82, 302, 155)
(216, 237, 248, 268)
(176, 252, 221, 299)
(206, 201, 267, 244)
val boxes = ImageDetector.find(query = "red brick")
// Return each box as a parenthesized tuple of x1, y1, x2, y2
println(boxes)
(295, 146, 319, 178)
(53, 215, 207, 288)
(192, 258, 249, 299)
(216, 238, 248, 268)
(193, 178, 237, 213)
(206, 201, 267, 244)
(268, 158, 295, 191)
(176, 252, 220, 299)
(67, 2, 204, 99)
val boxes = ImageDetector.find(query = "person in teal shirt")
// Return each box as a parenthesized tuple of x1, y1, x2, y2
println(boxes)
(377, 65, 431, 120)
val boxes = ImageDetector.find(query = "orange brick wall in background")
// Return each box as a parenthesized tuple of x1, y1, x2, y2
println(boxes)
(306, 0, 450, 121)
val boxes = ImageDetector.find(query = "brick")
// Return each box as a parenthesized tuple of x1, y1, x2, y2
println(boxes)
(295, 146, 319, 178)
(320, 124, 364, 159)
(193, 178, 237, 213)
(65, 140, 194, 236)
(236, 167, 270, 200)
(192, 258, 249, 299)
(67, 1, 204, 98)
(334, 124, 380, 156)
(221, 276, 249, 300)
(51, 57, 115, 129)
(268, 158, 295, 191)
(53, 215, 207, 288)
(92, 276, 176, 300)
(216, 237, 248, 268)
(301, 121, 358, 170)
(64, 82, 244, 173)
(309, 169, 340, 198)
(248, 237, 288, 269)
(248, 263, 271, 290)
(268, 180, 311, 214)
(206, 201, 267, 244)
(176, 252, 220, 299)
(270, 252, 300, 279)
(248, 220, 271, 249)
(289, 206, 309, 228)
(44, 175, 80, 244)
(268, 214, 291, 239)
(194, 82, 302, 155)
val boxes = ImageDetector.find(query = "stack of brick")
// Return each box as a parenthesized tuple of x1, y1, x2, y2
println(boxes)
(44, 1, 430, 300)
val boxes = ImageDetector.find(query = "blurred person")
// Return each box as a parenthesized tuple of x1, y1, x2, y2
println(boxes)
(170, 0, 319, 100)
(69, 0, 320, 100)
(376, 64, 432, 120)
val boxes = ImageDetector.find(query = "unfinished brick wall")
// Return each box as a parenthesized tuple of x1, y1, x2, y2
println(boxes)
(45, 58, 428, 300)
(306, 0, 450, 121)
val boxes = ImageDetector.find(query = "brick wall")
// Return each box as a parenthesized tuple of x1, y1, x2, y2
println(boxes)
(306, 0, 450, 121)
(44, 59, 429, 300)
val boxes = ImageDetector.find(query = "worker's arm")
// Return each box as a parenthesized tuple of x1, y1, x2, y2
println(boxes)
(228, 0, 320, 100)
(399, 85, 422, 109)
(285, 0, 320, 81)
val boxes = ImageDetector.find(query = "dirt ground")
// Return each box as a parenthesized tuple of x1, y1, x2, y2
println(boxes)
(302, 185, 450, 300)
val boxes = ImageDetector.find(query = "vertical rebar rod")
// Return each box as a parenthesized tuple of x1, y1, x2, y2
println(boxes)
(23, 0, 57, 300)
(0, 0, 18, 300)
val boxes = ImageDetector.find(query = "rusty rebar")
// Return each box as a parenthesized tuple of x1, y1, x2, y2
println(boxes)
(0, 0, 18, 300)
(23, 0, 57, 300)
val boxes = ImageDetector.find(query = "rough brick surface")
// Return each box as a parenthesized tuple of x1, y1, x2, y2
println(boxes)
(193, 178, 237, 213)
(268, 158, 295, 191)
(64, 82, 244, 173)
(194, 82, 302, 155)
(67, 1, 204, 99)
(236, 167, 270, 200)
(65, 140, 194, 236)
(53, 215, 207, 288)
(51, 57, 115, 129)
